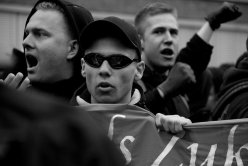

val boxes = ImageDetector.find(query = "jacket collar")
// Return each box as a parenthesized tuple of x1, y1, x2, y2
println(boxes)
(71, 82, 147, 109)
(76, 88, 141, 106)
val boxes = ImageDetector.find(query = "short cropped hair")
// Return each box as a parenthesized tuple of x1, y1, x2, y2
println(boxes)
(134, 2, 178, 37)
(36, 1, 64, 13)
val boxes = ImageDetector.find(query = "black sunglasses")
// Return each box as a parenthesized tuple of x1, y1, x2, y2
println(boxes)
(84, 53, 139, 69)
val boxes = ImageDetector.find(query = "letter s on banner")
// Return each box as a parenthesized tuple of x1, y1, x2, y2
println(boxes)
(120, 136, 135, 165)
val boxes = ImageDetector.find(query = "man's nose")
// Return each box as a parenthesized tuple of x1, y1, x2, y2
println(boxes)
(99, 60, 111, 77)
(163, 31, 173, 45)
(22, 34, 34, 51)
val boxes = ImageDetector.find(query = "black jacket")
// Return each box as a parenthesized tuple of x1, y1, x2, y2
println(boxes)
(27, 76, 85, 103)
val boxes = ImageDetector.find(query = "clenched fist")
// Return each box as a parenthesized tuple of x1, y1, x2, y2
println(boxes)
(205, 2, 242, 30)
(157, 62, 196, 98)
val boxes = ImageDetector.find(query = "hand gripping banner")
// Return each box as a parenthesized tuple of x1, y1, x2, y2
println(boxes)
(77, 104, 248, 166)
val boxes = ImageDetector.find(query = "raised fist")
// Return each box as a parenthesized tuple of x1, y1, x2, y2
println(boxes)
(205, 2, 242, 30)
(158, 62, 196, 98)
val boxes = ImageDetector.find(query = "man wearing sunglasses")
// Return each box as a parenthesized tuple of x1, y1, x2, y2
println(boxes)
(70, 16, 146, 107)
(70, 16, 191, 135)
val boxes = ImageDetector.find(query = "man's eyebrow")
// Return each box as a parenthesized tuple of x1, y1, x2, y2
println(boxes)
(152, 26, 166, 31)
(153, 26, 178, 32)
(25, 27, 46, 32)
(33, 27, 46, 32)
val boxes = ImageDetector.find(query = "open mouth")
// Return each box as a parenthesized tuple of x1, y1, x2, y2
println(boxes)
(26, 54, 38, 68)
(98, 82, 112, 88)
(161, 48, 174, 56)
(97, 82, 114, 91)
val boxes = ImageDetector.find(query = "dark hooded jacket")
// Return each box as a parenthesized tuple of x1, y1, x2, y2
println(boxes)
(212, 51, 248, 120)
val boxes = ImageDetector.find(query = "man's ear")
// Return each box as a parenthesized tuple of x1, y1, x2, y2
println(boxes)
(139, 34, 144, 51)
(67, 40, 79, 60)
(135, 61, 145, 81)
(81, 58, 86, 78)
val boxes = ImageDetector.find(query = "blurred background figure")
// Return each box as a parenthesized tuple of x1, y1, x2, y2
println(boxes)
(0, 83, 125, 166)
(212, 49, 248, 120)
(189, 62, 235, 122)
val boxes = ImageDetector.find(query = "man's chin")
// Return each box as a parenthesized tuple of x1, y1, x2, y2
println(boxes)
(154, 63, 174, 73)
(27, 74, 42, 84)
(94, 96, 117, 104)
(98, 99, 115, 104)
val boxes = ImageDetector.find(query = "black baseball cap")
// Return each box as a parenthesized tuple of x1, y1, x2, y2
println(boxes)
(80, 16, 142, 61)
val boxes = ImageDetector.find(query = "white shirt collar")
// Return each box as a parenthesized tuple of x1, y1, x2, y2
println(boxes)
(76, 89, 141, 106)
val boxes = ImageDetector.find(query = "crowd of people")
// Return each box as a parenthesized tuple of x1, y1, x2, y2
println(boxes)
(0, 0, 246, 165)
